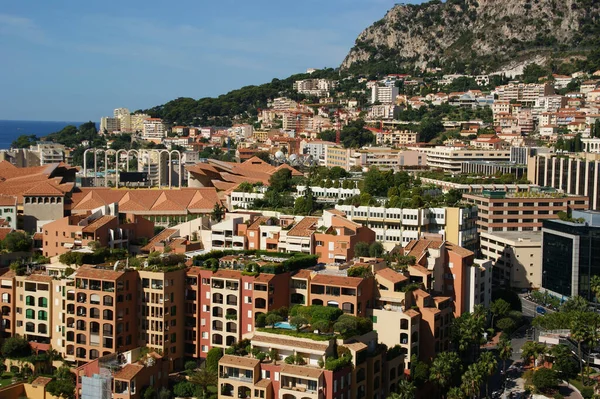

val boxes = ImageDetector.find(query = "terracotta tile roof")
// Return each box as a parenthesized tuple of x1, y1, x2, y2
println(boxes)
(375, 268, 408, 284)
(292, 269, 312, 280)
(70, 188, 221, 214)
(446, 242, 474, 258)
(74, 266, 125, 280)
(287, 217, 319, 237)
(0, 228, 13, 241)
(255, 379, 272, 389)
(413, 289, 430, 298)
(251, 333, 330, 351)
(0, 269, 16, 279)
(25, 274, 53, 283)
(213, 270, 242, 280)
(325, 209, 346, 217)
(33, 232, 43, 240)
(343, 342, 367, 352)
(141, 228, 178, 252)
(113, 364, 144, 381)
(82, 216, 115, 233)
(280, 364, 324, 379)
(254, 274, 275, 283)
(24, 182, 67, 196)
(219, 355, 259, 369)
(311, 274, 364, 288)
(404, 239, 444, 260)
(248, 216, 270, 230)
(409, 265, 432, 275)
(0, 195, 16, 206)
(403, 309, 421, 318)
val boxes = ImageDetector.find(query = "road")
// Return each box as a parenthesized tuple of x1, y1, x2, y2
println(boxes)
(519, 294, 555, 318)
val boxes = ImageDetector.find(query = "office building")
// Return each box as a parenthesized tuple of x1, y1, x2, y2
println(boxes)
(371, 85, 399, 104)
(541, 210, 600, 300)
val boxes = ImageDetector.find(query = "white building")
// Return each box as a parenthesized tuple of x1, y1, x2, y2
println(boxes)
(416, 146, 511, 172)
(371, 85, 399, 104)
(142, 118, 166, 140)
(299, 139, 337, 161)
(582, 137, 600, 153)
(100, 117, 120, 134)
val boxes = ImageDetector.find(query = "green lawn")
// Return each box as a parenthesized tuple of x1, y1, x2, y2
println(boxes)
(0, 372, 15, 387)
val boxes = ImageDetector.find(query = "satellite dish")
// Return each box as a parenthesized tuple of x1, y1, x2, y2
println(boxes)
(289, 154, 298, 162)
(275, 151, 284, 159)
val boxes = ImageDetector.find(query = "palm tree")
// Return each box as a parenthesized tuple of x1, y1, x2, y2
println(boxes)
(590, 275, 600, 303)
(570, 312, 591, 387)
(520, 341, 547, 367)
(447, 387, 465, 399)
(189, 367, 217, 397)
(478, 351, 498, 398)
(461, 363, 483, 399)
(497, 338, 513, 374)
(430, 352, 461, 398)
(388, 379, 416, 399)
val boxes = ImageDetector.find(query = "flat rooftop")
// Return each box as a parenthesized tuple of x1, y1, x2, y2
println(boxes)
(480, 230, 541, 244)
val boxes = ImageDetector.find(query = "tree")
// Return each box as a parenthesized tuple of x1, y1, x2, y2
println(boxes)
(289, 316, 308, 332)
(354, 241, 370, 257)
(389, 379, 416, 399)
(205, 348, 223, 373)
(521, 341, 547, 367)
(570, 311, 600, 385)
(46, 366, 75, 399)
(522, 63, 548, 83)
(268, 169, 293, 193)
(495, 317, 516, 333)
(411, 358, 430, 388)
(591, 275, 600, 303)
(211, 203, 226, 222)
(429, 351, 461, 398)
(461, 363, 483, 399)
(173, 381, 198, 398)
(532, 368, 559, 393)
(550, 344, 578, 380)
(490, 299, 511, 328)
(185, 360, 197, 372)
(478, 351, 497, 398)
(255, 151, 271, 163)
(188, 367, 217, 397)
(369, 242, 385, 258)
(265, 312, 283, 327)
(497, 338, 513, 374)
(1, 231, 32, 252)
(447, 387, 465, 399)
(11, 134, 38, 148)
(143, 386, 156, 399)
(561, 295, 589, 313)
(158, 388, 171, 399)
(419, 117, 445, 142)
(1, 336, 31, 358)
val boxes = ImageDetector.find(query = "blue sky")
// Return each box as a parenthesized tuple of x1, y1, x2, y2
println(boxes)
(0, 0, 421, 122)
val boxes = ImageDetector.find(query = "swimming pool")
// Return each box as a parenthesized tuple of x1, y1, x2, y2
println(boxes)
(274, 321, 294, 330)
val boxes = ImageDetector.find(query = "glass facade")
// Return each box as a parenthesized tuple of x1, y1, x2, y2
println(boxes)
(542, 219, 600, 300)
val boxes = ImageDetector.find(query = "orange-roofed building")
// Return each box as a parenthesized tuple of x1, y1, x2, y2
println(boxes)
(41, 204, 154, 257)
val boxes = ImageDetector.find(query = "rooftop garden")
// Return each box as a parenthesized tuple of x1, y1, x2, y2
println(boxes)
(192, 250, 318, 275)
(418, 170, 530, 185)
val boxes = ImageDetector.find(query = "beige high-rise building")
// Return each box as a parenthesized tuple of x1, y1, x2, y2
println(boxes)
(114, 108, 131, 132)
(130, 113, 150, 133)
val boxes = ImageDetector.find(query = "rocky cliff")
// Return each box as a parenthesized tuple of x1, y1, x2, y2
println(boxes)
(341, 0, 600, 74)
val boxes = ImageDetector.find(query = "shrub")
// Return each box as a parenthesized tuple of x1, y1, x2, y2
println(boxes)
(284, 355, 295, 364)
(205, 348, 223, 373)
(581, 387, 594, 399)
(184, 360, 197, 372)
(532, 368, 559, 392)
(256, 352, 267, 362)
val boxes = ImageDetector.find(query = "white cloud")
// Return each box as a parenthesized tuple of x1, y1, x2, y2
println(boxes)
(0, 13, 49, 45)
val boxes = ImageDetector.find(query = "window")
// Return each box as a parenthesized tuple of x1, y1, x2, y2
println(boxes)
(38, 310, 48, 321)
(26, 309, 34, 319)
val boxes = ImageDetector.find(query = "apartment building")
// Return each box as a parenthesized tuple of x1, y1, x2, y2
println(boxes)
(138, 268, 186, 370)
(528, 153, 600, 211)
(496, 82, 554, 106)
(0, 195, 17, 229)
(404, 238, 491, 317)
(335, 205, 478, 251)
(480, 231, 542, 289)
(324, 146, 354, 170)
(354, 148, 425, 171)
(14, 274, 54, 343)
(75, 348, 170, 399)
(582, 137, 600, 154)
(313, 212, 375, 264)
(42, 204, 154, 257)
(416, 147, 511, 172)
(374, 130, 419, 146)
(371, 85, 399, 104)
(463, 190, 588, 233)
(293, 79, 337, 97)
(300, 139, 337, 161)
(65, 267, 139, 364)
(218, 328, 404, 399)
(0, 270, 15, 340)
(100, 117, 120, 134)
(541, 210, 600, 300)
(142, 118, 166, 141)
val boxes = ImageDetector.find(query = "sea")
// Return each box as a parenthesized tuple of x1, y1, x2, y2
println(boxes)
(0, 120, 98, 150)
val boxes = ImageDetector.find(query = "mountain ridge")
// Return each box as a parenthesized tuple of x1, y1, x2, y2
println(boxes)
(341, 0, 600, 74)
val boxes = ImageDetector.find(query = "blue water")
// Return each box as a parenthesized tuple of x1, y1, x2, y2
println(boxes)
(0, 120, 98, 149)
(274, 321, 294, 330)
